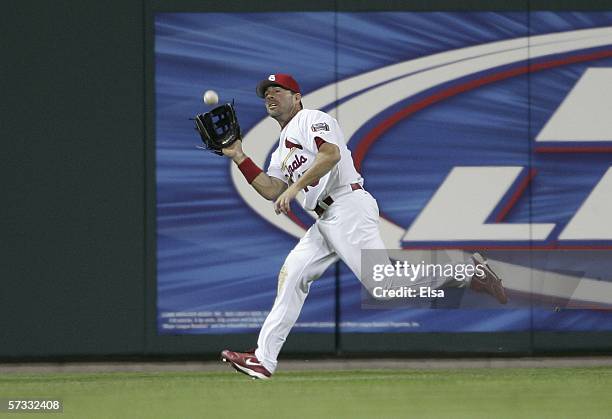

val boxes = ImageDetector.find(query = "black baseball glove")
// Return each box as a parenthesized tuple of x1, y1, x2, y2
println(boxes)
(194, 103, 241, 155)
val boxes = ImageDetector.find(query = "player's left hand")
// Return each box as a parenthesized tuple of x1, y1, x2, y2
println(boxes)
(274, 185, 299, 215)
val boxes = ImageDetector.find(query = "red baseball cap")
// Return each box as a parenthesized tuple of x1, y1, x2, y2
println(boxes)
(256, 74, 301, 98)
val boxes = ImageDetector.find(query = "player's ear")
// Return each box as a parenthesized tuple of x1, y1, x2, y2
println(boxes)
(294, 92, 302, 103)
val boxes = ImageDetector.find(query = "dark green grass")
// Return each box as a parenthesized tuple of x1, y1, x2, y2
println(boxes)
(1, 367, 611, 418)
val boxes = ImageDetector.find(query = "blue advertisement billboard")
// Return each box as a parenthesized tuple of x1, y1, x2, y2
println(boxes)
(156, 12, 612, 334)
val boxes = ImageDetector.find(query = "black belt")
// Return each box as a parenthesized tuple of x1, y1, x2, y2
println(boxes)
(314, 183, 363, 217)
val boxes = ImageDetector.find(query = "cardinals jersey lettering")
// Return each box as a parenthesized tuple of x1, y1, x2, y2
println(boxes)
(267, 109, 362, 210)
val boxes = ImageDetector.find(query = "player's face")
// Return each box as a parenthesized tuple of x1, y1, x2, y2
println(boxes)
(264, 86, 301, 119)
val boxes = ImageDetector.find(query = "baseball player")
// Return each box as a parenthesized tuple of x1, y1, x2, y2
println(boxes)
(219, 74, 507, 379)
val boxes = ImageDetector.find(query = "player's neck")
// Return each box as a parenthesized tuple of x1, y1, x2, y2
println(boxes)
(275, 106, 302, 129)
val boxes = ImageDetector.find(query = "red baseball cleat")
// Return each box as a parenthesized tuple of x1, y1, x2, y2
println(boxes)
(221, 349, 272, 380)
(470, 253, 508, 304)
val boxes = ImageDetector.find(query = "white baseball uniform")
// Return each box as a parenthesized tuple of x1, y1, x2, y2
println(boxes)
(254, 109, 390, 373)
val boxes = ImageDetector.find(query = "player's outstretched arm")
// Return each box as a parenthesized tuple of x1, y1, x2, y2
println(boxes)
(251, 174, 287, 201)
(222, 139, 287, 201)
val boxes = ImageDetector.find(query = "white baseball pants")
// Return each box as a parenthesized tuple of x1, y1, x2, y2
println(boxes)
(255, 189, 388, 373)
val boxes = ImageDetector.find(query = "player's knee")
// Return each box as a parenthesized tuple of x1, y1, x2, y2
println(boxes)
(276, 262, 315, 296)
(276, 264, 289, 295)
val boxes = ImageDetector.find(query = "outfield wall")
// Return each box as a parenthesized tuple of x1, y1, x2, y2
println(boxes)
(3, 0, 612, 359)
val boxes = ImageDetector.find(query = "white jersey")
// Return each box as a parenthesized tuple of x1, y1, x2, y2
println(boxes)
(266, 109, 362, 210)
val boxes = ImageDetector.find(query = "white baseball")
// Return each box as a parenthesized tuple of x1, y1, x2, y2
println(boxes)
(203, 90, 219, 105)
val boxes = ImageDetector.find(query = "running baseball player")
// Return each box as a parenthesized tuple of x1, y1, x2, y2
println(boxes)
(199, 74, 506, 379)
